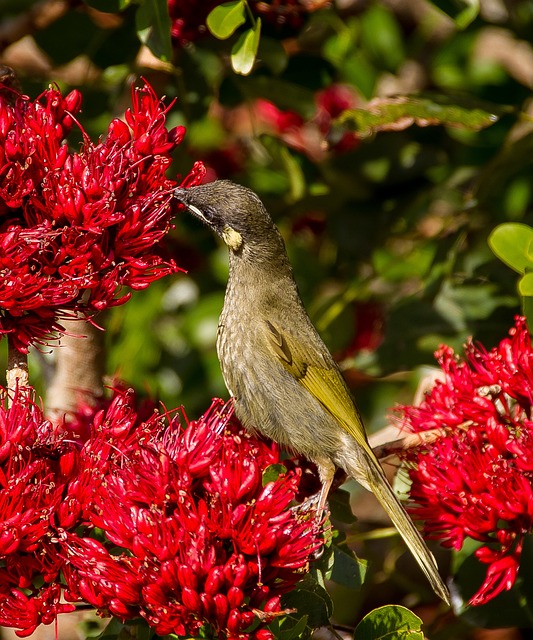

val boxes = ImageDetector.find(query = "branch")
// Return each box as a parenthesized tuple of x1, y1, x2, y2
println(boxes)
(371, 426, 448, 460)
(46, 316, 106, 422)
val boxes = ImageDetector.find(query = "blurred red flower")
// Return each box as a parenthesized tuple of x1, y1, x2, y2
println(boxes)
(254, 84, 360, 162)
(0, 390, 322, 638)
(0, 79, 205, 353)
(397, 316, 533, 605)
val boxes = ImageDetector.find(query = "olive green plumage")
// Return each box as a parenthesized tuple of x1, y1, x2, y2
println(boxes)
(175, 180, 449, 605)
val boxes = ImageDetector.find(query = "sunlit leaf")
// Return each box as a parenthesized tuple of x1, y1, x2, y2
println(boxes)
(489, 223, 533, 275)
(206, 0, 246, 39)
(231, 19, 261, 75)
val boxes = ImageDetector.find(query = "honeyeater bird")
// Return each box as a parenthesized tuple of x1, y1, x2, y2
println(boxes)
(174, 180, 450, 605)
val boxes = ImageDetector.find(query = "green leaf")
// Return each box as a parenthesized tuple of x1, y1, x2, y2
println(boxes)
(519, 273, 533, 297)
(523, 296, 533, 324)
(328, 487, 357, 524)
(282, 574, 333, 629)
(353, 605, 424, 640)
(231, 19, 261, 75)
(206, 0, 246, 39)
(338, 94, 503, 137)
(489, 223, 533, 275)
(135, 0, 172, 62)
(95, 618, 155, 639)
(360, 4, 405, 72)
(257, 36, 288, 74)
(262, 463, 287, 485)
(428, 0, 480, 29)
(330, 544, 367, 590)
(269, 613, 311, 640)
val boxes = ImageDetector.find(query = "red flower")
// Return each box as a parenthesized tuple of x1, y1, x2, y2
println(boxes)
(0, 389, 79, 635)
(63, 397, 323, 639)
(397, 316, 533, 605)
(0, 388, 322, 638)
(254, 84, 359, 162)
(168, 0, 221, 44)
(0, 79, 205, 352)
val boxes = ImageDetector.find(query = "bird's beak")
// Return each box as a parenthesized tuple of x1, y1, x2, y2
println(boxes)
(173, 187, 209, 224)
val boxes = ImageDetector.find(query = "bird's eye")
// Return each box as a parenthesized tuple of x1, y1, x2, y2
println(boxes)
(201, 205, 218, 222)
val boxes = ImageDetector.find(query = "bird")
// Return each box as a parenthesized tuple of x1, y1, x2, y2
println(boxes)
(174, 179, 450, 605)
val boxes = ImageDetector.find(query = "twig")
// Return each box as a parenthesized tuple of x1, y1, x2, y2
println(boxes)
(6, 336, 29, 397)
(372, 427, 448, 460)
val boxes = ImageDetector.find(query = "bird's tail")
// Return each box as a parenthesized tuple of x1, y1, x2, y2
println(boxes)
(347, 447, 450, 606)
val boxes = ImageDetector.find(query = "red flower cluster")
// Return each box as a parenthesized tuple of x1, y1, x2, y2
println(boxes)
(0, 78, 205, 352)
(0, 389, 79, 635)
(397, 316, 533, 605)
(0, 390, 322, 638)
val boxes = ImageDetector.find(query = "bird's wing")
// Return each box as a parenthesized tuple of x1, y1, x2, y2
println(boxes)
(264, 320, 369, 449)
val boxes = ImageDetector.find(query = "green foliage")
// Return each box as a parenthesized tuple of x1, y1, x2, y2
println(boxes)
(135, 0, 173, 61)
(353, 605, 424, 640)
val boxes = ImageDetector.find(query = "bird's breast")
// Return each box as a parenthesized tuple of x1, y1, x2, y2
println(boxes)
(216, 293, 346, 461)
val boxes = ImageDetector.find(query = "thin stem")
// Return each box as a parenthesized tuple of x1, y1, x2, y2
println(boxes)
(6, 336, 29, 396)
(242, 0, 257, 27)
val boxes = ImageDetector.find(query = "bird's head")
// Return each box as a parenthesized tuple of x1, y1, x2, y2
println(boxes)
(174, 180, 285, 262)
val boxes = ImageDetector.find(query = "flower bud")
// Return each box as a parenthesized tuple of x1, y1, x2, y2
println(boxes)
(181, 586, 202, 614)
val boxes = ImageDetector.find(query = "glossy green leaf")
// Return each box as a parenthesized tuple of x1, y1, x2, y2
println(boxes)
(135, 0, 172, 62)
(353, 605, 424, 640)
(206, 0, 246, 39)
(231, 19, 261, 75)
(428, 0, 480, 29)
(489, 223, 533, 275)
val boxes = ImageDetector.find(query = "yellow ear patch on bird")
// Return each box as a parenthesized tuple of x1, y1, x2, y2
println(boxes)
(222, 225, 243, 251)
